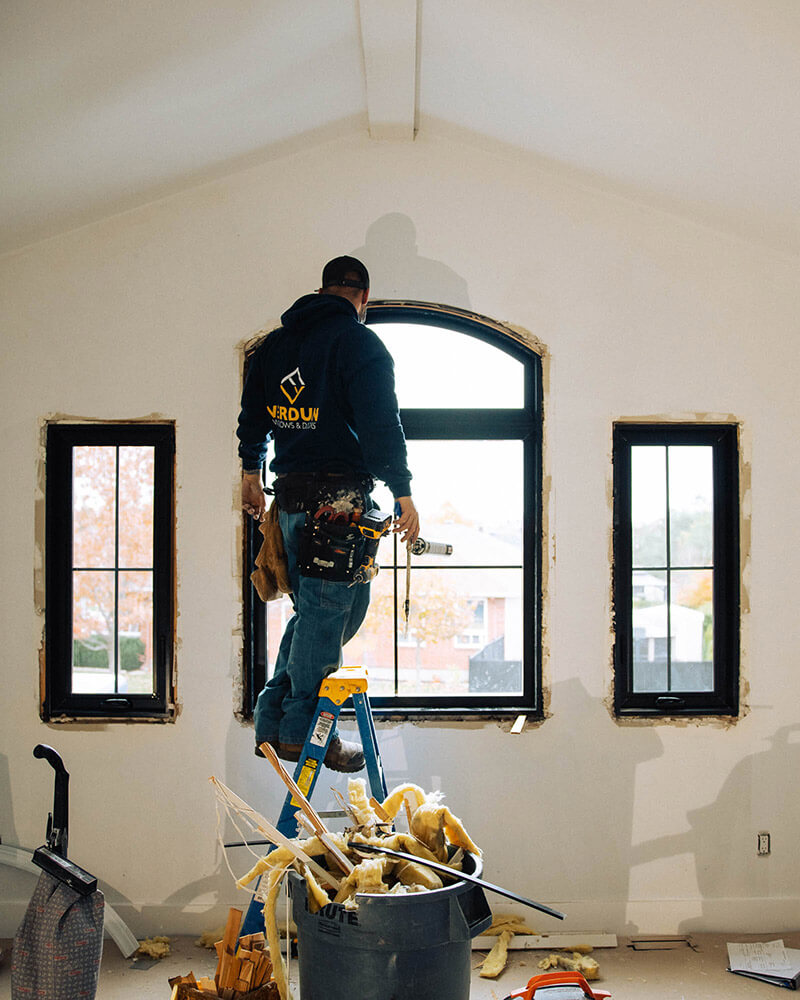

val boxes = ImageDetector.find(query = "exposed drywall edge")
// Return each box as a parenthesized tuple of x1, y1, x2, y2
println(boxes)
(35, 413, 181, 725)
(232, 325, 281, 725)
(737, 420, 753, 718)
(505, 321, 552, 729)
(604, 412, 749, 730)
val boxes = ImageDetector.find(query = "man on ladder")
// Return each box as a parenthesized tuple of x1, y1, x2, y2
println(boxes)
(237, 256, 420, 772)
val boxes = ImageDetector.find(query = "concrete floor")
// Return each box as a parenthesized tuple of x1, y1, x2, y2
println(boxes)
(3, 932, 799, 998)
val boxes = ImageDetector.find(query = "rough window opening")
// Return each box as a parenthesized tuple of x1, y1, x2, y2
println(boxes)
(44, 422, 176, 721)
(613, 422, 740, 717)
(243, 302, 543, 719)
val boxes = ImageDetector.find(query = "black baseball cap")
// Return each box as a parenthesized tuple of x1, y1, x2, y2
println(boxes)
(321, 256, 370, 291)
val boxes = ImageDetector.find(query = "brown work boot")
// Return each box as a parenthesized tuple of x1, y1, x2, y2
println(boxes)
(324, 736, 365, 773)
(276, 742, 302, 762)
(254, 740, 302, 762)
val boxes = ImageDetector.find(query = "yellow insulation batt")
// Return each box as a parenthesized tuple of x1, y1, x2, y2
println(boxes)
(479, 929, 514, 978)
(538, 951, 600, 980)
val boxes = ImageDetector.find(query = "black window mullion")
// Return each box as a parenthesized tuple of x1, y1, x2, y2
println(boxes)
(113, 445, 120, 694)
(664, 446, 672, 691)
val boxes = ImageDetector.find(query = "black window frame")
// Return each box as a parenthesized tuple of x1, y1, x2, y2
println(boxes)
(612, 422, 740, 717)
(242, 301, 543, 720)
(44, 422, 176, 721)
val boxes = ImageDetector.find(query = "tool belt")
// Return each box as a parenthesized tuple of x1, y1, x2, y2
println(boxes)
(297, 505, 393, 583)
(297, 510, 367, 582)
(272, 470, 375, 515)
(272, 469, 378, 583)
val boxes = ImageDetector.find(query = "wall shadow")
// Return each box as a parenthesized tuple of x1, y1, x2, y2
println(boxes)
(629, 723, 800, 932)
(350, 213, 471, 309)
(0, 754, 19, 847)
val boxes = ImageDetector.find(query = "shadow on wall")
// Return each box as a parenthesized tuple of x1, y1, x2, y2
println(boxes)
(630, 723, 800, 932)
(350, 213, 471, 309)
(0, 753, 20, 846)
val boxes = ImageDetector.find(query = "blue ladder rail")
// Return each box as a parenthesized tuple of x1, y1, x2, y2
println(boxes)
(241, 667, 386, 936)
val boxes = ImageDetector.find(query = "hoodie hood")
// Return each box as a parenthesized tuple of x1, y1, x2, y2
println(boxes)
(281, 293, 358, 332)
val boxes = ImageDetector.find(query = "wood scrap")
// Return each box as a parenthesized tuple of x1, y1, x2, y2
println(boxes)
(169, 910, 279, 1000)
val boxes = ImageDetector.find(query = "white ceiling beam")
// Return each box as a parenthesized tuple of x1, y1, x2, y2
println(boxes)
(358, 0, 418, 140)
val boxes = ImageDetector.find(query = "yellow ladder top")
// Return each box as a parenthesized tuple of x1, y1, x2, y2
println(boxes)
(319, 666, 369, 705)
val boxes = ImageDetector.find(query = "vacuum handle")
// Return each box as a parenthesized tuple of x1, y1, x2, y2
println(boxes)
(33, 744, 69, 857)
(34, 743, 68, 774)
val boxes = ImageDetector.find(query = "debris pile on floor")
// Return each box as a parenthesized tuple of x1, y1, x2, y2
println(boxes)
(168, 908, 279, 999)
(474, 913, 603, 982)
(538, 948, 600, 980)
(137, 936, 171, 959)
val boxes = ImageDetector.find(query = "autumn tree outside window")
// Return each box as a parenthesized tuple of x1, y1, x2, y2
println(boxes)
(45, 423, 175, 720)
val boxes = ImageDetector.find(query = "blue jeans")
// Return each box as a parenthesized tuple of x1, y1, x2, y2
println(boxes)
(253, 510, 371, 746)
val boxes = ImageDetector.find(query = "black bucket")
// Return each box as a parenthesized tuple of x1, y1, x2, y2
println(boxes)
(288, 851, 492, 1000)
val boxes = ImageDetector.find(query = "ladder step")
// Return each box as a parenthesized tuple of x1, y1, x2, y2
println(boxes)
(240, 667, 385, 937)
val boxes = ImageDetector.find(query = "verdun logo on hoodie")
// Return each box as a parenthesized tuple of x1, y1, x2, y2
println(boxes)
(268, 367, 319, 429)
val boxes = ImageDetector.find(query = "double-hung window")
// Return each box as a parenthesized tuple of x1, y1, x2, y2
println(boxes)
(243, 303, 543, 718)
(45, 423, 176, 720)
(612, 423, 740, 716)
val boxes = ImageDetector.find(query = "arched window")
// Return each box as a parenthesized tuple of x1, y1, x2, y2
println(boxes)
(243, 303, 543, 718)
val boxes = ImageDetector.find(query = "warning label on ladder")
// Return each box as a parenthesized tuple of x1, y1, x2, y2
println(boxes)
(310, 711, 335, 748)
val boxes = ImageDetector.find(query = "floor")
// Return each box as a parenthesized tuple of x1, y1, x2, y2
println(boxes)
(3, 932, 798, 998)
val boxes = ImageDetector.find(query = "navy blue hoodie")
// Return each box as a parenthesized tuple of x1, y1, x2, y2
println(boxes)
(237, 294, 412, 498)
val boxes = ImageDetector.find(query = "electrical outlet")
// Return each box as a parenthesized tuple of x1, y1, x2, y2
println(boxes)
(757, 832, 771, 856)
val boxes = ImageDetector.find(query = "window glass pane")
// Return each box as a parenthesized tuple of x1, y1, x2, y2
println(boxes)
(373, 322, 524, 408)
(372, 440, 523, 564)
(119, 570, 154, 694)
(668, 445, 713, 567)
(265, 594, 294, 682)
(632, 570, 667, 692)
(671, 569, 713, 691)
(73, 446, 116, 568)
(72, 569, 115, 692)
(347, 567, 523, 697)
(631, 446, 666, 568)
(119, 446, 155, 568)
(344, 568, 394, 696)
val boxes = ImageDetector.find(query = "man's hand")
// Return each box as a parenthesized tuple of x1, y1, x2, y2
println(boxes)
(393, 496, 420, 545)
(242, 472, 267, 521)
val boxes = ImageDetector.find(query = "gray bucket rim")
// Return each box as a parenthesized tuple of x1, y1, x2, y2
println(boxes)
(289, 848, 483, 907)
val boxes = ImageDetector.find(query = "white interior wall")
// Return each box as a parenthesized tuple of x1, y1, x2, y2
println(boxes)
(1, 132, 799, 937)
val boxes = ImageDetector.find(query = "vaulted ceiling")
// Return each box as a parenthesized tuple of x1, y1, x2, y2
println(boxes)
(2, 0, 799, 256)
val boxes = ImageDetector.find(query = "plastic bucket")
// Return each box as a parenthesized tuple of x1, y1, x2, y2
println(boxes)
(288, 850, 492, 1000)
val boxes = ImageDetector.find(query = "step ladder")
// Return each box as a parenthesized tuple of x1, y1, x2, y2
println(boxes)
(240, 666, 387, 936)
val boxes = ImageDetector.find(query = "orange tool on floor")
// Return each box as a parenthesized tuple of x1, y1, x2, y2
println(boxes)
(503, 971, 612, 1000)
